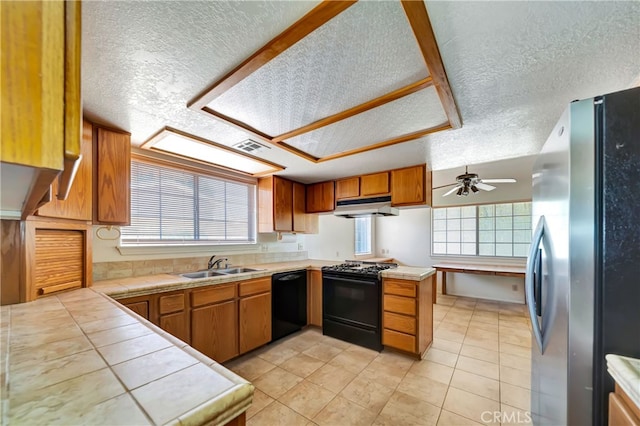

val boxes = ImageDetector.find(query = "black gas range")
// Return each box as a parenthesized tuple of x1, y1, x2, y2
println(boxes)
(321, 260, 397, 351)
(321, 260, 398, 278)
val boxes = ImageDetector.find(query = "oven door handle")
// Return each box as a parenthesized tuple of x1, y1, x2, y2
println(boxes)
(323, 275, 378, 285)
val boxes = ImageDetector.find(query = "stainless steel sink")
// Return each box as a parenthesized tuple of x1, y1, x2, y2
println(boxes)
(181, 270, 227, 279)
(216, 267, 262, 274)
(180, 267, 262, 279)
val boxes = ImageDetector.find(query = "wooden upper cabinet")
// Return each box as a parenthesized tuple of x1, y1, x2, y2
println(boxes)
(274, 176, 293, 231)
(306, 181, 335, 213)
(0, 1, 82, 219)
(391, 165, 432, 207)
(258, 176, 292, 233)
(93, 125, 131, 225)
(335, 177, 360, 200)
(292, 182, 307, 233)
(37, 121, 93, 221)
(361, 172, 390, 197)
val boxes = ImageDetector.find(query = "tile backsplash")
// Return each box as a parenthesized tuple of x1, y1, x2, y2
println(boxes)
(93, 251, 308, 282)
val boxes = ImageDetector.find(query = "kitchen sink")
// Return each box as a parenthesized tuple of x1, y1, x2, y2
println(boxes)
(181, 270, 227, 279)
(216, 267, 262, 274)
(180, 267, 262, 279)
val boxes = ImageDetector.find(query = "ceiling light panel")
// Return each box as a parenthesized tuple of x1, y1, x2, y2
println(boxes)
(285, 86, 447, 158)
(206, 1, 428, 137)
(143, 129, 283, 175)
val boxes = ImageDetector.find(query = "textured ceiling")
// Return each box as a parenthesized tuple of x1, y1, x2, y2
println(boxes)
(207, 0, 428, 137)
(286, 86, 446, 158)
(82, 1, 640, 183)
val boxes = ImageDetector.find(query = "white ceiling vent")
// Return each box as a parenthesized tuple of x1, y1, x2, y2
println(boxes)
(233, 139, 270, 154)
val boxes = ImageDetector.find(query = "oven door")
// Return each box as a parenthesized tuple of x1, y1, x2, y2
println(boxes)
(322, 273, 379, 329)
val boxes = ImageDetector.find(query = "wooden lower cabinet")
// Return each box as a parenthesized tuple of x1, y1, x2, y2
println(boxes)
(123, 300, 150, 320)
(115, 277, 276, 363)
(609, 383, 640, 426)
(191, 300, 239, 363)
(239, 292, 271, 353)
(160, 312, 189, 343)
(308, 270, 322, 326)
(382, 275, 433, 358)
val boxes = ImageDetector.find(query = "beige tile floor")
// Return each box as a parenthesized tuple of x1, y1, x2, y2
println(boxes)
(225, 294, 533, 426)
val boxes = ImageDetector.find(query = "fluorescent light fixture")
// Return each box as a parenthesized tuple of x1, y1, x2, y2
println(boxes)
(141, 127, 283, 176)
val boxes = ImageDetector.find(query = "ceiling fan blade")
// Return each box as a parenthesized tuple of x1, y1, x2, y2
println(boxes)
(432, 182, 458, 190)
(442, 185, 461, 197)
(481, 178, 517, 183)
(475, 182, 496, 191)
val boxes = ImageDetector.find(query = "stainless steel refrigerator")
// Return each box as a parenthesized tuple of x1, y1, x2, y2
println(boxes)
(526, 87, 640, 425)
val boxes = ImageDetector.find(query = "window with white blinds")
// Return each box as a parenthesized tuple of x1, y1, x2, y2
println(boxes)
(122, 161, 256, 245)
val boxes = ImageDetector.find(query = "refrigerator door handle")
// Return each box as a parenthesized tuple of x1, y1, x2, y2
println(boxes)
(526, 216, 545, 353)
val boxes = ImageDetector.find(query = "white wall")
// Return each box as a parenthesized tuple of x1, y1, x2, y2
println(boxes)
(301, 214, 356, 261)
(376, 207, 525, 303)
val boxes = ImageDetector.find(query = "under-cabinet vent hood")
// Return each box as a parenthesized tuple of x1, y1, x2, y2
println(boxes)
(333, 196, 399, 218)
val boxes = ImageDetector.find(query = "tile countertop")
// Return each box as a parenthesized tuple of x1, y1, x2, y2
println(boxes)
(0, 289, 253, 426)
(93, 259, 436, 299)
(607, 354, 640, 408)
(0, 260, 435, 425)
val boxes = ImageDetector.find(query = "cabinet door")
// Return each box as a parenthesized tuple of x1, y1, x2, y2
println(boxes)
(306, 181, 335, 213)
(191, 300, 238, 362)
(308, 270, 322, 326)
(37, 120, 93, 220)
(292, 182, 306, 233)
(123, 301, 149, 320)
(94, 127, 131, 225)
(391, 165, 427, 206)
(160, 312, 189, 344)
(335, 177, 360, 200)
(273, 176, 293, 231)
(361, 172, 390, 197)
(239, 292, 271, 353)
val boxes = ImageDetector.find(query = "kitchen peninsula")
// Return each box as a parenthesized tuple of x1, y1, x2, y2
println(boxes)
(1, 260, 435, 425)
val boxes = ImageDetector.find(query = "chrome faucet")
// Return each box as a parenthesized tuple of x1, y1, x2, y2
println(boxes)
(208, 255, 228, 269)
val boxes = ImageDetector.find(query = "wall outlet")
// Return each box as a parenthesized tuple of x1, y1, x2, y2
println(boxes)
(512, 284, 518, 291)
(297, 243, 303, 251)
(336, 251, 340, 258)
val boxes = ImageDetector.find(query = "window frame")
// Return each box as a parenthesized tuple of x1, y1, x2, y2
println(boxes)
(354, 216, 373, 256)
(121, 156, 257, 247)
(431, 201, 532, 259)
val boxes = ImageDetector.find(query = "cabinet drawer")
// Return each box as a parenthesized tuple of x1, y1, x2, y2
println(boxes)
(384, 294, 416, 316)
(384, 311, 416, 335)
(383, 329, 416, 353)
(239, 278, 271, 297)
(191, 284, 236, 307)
(384, 279, 416, 297)
(159, 293, 185, 314)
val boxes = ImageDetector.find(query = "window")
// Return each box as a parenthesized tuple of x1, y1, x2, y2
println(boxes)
(432, 202, 531, 257)
(121, 161, 256, 245)
(355, 216, 372, 255)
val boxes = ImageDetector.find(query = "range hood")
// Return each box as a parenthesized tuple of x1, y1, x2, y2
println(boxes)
(333, 196, 399, 218)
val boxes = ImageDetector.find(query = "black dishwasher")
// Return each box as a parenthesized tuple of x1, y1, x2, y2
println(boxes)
(272, 270, 307, 342)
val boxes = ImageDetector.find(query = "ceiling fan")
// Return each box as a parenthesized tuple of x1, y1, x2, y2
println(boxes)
(434, 166, 517, 197)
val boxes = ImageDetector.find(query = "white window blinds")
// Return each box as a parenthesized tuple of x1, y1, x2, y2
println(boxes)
(355, 216, 372, 255)
(122, 161, 256, 245)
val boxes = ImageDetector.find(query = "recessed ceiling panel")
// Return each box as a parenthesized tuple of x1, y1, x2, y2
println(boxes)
(206, 1, 429, 136)
(286, 86, 447, 158)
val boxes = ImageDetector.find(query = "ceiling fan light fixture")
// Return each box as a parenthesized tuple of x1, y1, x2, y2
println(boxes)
(471, 185, 479, 193)
(456, 187, 464, 196)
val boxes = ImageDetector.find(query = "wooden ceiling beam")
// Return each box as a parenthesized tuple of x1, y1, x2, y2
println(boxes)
(401, 0, 462, 129)
(188, 0, 357, 109)
(316, 122, 451, 163)
(272, 77, 434, 143)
